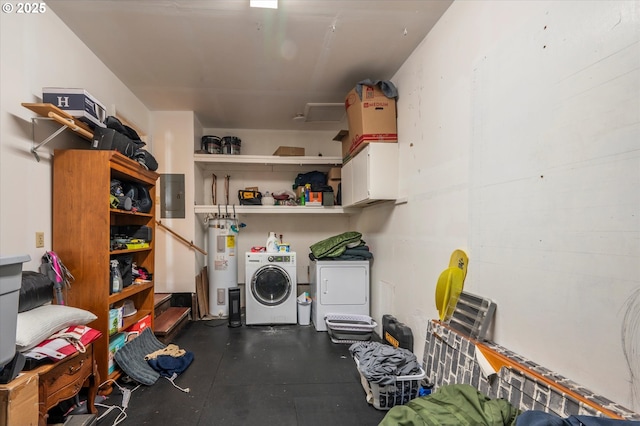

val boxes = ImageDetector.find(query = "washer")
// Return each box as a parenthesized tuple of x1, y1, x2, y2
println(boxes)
(245, 252, 297, 325)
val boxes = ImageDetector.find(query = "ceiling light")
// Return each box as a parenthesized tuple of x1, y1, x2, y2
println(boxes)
(250, 0, 277, 9)
(292, 113, 306, 122)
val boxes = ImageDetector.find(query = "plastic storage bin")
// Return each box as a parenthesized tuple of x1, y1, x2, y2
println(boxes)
(355, 357, 426, 410)
(325, 313, 377, 344)
(0, 255, 30, 369)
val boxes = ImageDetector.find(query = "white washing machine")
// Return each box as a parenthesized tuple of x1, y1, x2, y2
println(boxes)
(245, 252, 297, 325)
(310, 259, 370, 331)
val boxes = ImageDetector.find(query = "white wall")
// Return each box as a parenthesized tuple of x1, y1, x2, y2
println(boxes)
(0, 8, 149, 271)
(359, 0, 639, 410)
(152, 111, 202, 293)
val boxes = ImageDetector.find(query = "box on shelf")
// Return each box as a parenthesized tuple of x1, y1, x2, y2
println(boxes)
(328, 167, 341, 181)
(333, 130, 351, 163)
(42, 87, 106, 128)
(343, 85, 397, 161)
(307, 192, 322, 206)
(108, 333, 126, 375)
(124, 314, 151, 340)
(273, 146, 305, 156)
(108, 308, 123, 335)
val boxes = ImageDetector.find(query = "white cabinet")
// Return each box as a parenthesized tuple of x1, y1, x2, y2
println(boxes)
(342, 143, 398, 207)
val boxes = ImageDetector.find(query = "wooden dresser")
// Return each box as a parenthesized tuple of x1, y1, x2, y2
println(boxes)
(1, 343, 98, 426)
(34, 343, 98, 426)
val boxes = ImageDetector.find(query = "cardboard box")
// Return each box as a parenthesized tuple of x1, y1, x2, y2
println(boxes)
(307, 192, 322, 206)
(109, 308, 123, 335)
(333, 130, 351, 163)
(273, 146, 305, 156)
(328, 167, 341, 181)
(125, 314, 152, 339)
(343, 85, 397, 160)
(0, 371, 39, 426)
(108, 333, 126, 375)
(42, 87, 107, 128)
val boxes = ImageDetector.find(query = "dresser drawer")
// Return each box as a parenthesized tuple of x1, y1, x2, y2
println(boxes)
(38, 346, 94, 412)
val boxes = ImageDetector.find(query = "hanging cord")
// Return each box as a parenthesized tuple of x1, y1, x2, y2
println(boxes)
(164, 372, 190, 393)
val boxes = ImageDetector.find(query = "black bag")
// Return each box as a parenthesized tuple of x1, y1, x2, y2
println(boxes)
(92, 127, 138, 158)
(122, 182, 153, 213)
(18, 272, 53, 312)
(133, 149, 158, 171)
(294, 171, 327, 191)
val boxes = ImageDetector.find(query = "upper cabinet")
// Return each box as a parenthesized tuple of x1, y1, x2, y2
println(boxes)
(341, 143, 399, 207)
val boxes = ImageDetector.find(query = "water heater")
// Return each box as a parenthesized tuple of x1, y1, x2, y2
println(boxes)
(207, 218, 238, 317)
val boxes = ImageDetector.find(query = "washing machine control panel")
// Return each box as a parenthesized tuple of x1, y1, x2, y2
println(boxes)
(268, 254, 294, 263)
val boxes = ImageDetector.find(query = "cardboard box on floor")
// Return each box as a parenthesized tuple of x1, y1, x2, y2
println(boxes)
(342, 85, 397, 162)
(0, 371, 39, 425)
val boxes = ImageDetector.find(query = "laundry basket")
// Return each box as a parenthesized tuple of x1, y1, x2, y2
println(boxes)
(354, 356, 425, 410)
(325, 313, 376, 343)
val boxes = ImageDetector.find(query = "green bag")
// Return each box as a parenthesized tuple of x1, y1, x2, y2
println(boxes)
(310, 231, 362, 259)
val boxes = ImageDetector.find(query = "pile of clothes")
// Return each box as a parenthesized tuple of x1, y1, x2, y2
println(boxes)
(349, 341, 421, 384)
(309, 231, 373, 261)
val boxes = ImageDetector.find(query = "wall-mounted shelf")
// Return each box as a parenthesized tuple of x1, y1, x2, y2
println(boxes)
(22, 103, 94, 161)
(194, 204, 354, 215)
(194, 153, 342, 166)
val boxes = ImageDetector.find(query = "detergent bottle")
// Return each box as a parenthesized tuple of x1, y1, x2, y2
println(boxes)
(266, 232, 278, 253)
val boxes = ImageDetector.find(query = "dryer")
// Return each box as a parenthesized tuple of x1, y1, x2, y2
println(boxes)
(245, 252, 297, 325)
(310, 259, 370, 331)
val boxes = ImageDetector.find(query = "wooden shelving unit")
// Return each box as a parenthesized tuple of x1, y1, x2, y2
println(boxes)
(52, 149, 159, 385)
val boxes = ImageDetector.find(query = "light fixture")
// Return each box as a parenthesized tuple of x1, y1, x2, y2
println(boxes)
(250, 0, 277, 9)
(292, 113, 306, 122)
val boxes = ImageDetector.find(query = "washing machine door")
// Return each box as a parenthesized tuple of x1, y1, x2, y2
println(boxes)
(251, 265, 292, 306)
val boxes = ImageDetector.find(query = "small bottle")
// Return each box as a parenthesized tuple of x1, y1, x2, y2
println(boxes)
(305, 184, 311, 202)
(110, 260, 122, 294)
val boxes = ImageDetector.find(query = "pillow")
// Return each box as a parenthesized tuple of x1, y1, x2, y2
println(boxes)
(15, 304, 97, 351)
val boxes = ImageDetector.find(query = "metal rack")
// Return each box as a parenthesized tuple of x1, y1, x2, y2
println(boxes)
(22, 103, 93, 161)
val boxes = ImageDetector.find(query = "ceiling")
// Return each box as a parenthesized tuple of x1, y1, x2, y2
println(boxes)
(47, 0, 452, 131)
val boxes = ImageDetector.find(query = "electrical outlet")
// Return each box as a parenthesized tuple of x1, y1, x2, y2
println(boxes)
(36, 232, 45, 248)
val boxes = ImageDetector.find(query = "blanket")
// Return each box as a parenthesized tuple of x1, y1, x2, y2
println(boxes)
(379, 384, 520, 426)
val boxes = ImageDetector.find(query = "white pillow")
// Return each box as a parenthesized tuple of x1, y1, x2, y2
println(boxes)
(16, 304, 97, 351)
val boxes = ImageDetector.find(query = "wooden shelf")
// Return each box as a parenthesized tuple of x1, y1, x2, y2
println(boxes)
(194, 153, 342, 166)
(194, 204, 353, 215)
(22, 103, 95, 161)
(108, 281, 154, 304)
